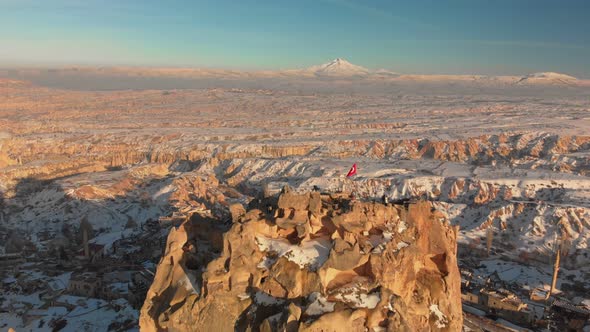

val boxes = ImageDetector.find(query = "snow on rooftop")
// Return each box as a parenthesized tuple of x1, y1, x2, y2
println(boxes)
(48, 272, 72, 291)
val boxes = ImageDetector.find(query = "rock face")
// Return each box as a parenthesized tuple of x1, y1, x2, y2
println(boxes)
(3, 132, 589, 192)
(140, 190, 462, 331)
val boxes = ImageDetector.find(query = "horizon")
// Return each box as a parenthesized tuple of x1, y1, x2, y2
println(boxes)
(0, 58, 587, 80)
(1, 1, 590, 78)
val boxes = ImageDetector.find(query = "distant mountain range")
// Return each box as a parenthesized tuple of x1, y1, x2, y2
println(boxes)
(297, 59, 582, 86)
(515, 72, 578, 85)
(1, 58, 588, 87)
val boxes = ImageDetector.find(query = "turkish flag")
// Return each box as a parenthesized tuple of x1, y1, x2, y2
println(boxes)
(346, 163, 357, 177)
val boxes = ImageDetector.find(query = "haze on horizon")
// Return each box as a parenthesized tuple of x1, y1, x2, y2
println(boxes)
(1, 0, 590, 78)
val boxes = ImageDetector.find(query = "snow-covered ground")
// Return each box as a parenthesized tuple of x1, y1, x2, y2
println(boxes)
(0, 294, 138, 332)
(1, 72, 589, 330)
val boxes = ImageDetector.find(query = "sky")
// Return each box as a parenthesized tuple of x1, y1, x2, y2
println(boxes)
(1, 0, 590, 77)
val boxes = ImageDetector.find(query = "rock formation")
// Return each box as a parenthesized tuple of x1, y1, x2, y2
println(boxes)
(140, 189, 462, 331)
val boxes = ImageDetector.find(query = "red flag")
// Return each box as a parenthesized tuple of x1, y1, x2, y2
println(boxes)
(346, 163, 357, 177)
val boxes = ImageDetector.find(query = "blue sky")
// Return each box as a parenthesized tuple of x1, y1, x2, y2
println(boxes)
(1, 0, 589, 77)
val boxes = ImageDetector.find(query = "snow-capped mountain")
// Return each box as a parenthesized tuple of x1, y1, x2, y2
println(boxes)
(525, 72, 577, 80)
(516, 72, 578, 84)
(306, 58, 370, 76)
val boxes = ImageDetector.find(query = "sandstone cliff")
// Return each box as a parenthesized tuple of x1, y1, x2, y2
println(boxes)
(140, 190, 462, 331)
(2, 133, 588, 192)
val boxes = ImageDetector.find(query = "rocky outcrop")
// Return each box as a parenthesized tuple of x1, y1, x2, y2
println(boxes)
(140, 190, 462, 331)
(452, 201, 590, 269)
(2, 132, 589, 194)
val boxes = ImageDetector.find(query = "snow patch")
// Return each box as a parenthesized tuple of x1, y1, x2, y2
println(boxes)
(397, 221, 407, 233)
(396, 241, 409, 250)
(333, 291, 380, 309)
(429, 304, 449, 328)
(152, 184, 176, 201)
(305, 292, 336, 315)
(255, 236, 332, 271)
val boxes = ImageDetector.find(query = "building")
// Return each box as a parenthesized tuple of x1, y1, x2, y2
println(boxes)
(480, 288, 533, 325)
(99, 271, 132, 300)
(485, 271, 505, 288)
(550, 299, 590, 331)
(481, 288, 527, 312)
(128, 270, 154, 308)
(461, 290, 480, 305)
(529, 287, 549, 302)
(67, 272, 102, 298)
(133, 269, 154, 287)
(460, 268, 473, 288)
(0, 253, 25, 267)
(100, 283, 129, 301)
(76, 243, 105, 263)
